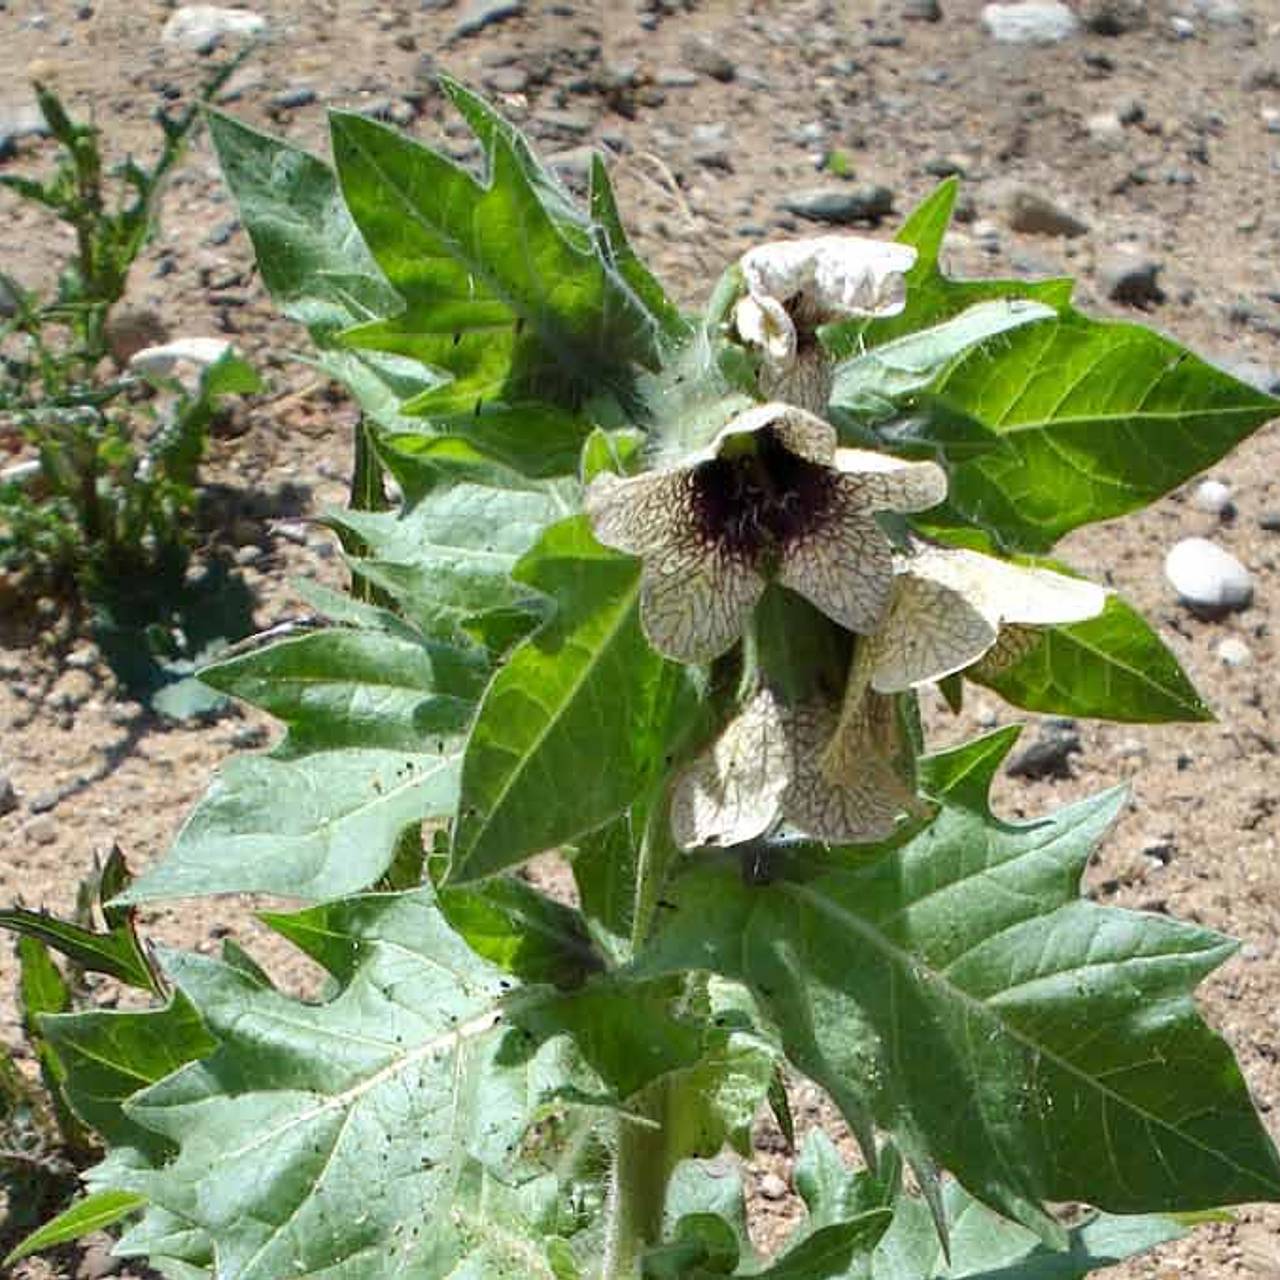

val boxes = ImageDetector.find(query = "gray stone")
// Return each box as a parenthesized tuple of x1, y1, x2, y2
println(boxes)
(759, 1172, 789, 1200)
(104, 307, 170, 366)
(1087, 111, 1126, 149)
(1165, 537, 1253, 616)
(1192, 0, 1249, 25)
(780, 184, 894, 225)
(1216, 636, 1253, 666)
(902, 0, 942, 19)
(161, 6, 267, 54)
(1170, 15, 1196, 36)
(686, 36, 737, 84)
(0, 101, 49, 160)
(272, 86, 317, 111)
(1081, 0, 1147, 33)
(451, 0, 524, 39)
(1098, 251, 1164, 306)
(1008, 721, 1082, 780)
(483, 65, 529, 94)
(537, 108, 594, 137)
(997, 183, 1089, 236)
(1192, 478, 1234, 517)
(26, 814, 58, 846)
(681, 34, 736, 83)
(981, 1, 1079, 43)
(0, 774, 17, 817)
(29, 787, 65, 814)
(1260, 511, 1280, 532)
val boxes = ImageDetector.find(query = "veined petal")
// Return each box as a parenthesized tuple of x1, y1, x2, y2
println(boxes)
(868, 571, 998, 693)
(906, 545, 1107, 627)
(709, 401, 837, 467)
(832, 449, 947, 513)
(640, 538, 765, 664)
(585, 468, 691, 557)
(734, 294, 796, 367)
(783, 696, 914, 844)
(671, 688, 790, 849)
(778, 488, 893, 635)
(970, 623, 1042, 679)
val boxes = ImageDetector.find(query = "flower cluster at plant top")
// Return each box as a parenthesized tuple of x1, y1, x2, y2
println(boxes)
(586, 236, 1108, 851)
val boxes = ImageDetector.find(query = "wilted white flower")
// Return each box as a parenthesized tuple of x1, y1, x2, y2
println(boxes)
(585, 402, 947, 665)
(671, 685, 921, 849)
(732, 236, 917, 411)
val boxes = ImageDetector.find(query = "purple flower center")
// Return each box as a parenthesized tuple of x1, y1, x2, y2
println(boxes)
(689, 428, 836, 564)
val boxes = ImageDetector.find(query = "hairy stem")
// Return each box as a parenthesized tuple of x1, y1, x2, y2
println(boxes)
(601, 1109, 669, 1280)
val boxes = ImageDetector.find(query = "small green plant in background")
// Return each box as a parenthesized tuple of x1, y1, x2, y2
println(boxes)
(0, 58, 262, 708)
(4, 82, 1279, 1278)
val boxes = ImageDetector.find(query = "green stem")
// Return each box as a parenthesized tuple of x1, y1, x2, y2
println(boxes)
(629, 780, 676, 956)
(602, 1109, 669, 1280)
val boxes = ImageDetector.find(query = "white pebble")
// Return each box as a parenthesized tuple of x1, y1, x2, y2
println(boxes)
(759, 1172, 789, 1201)
(1215, 637, 1252, 667)
(1164, 537, 1253, 615)
(1192, 479, 1234, 517)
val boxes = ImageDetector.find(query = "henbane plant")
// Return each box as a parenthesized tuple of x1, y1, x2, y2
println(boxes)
(5, 79, 1278, 1278)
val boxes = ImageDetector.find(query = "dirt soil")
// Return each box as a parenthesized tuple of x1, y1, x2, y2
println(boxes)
(2, 0, 1280, 1275)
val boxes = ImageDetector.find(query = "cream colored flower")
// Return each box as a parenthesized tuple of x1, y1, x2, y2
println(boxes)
(671, 685, 922, 849)
(733, 236, 917, 371)
(585, 403, 947, 665)
(863, 542, 1108, 694)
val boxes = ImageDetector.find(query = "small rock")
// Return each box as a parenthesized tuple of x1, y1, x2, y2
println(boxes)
(272, 86, 317, 111)
(1259, 511, 1280, 532)
(759, 1172, 789, 1200)
(162, 5, 267, 54)
(1098, 251, 1165, 307)
(1192, 0, 1248, 25)
(483, 65, 529, 94)
(0, 100, 50, 160)
(1164, 537, 1253, 616)
(451, 0, 523, 39)
(0, 774, 17, 817)
(1216, 636, 1252, 666)
(105, 307, 170, 367)
(65, 643, 98, 670)
(981, 1, 1079, 43)
(1192, 478, 1235, 517)
(1081, 0, 1147, 33)
(997, 183, 1089, 236)
(902, 0, 943, 19)
(234, 544, 263, 567)
(29, 787, 65, 814)
(781, 184, 894, 225)
(537, 108, 594, 138)
(1244, 63, 1280, 91)
(26, 814, 58, 846)
(681, 34, 736, 83)
(1115, 95, 1145, 125)
(76, 1233, 122, 1280)
(1170, 15, 1196, 37)
(1086, 111, 1126, 149)
(1008, 721, 1082, 780)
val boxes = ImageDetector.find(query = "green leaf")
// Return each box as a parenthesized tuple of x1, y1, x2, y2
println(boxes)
(873, 1181, 1186, 1279)
(830, 299, 1056, 426)
(637, 730, 1280, 1238)
(327, 476, 571, 646)
(934, 314, 1280, 550)
(1, 886, 157, 992)
(569, 813, 641, 964)
(198, 628, 487, 754)
(40, 993, 216, 1159)
(206, 110, 400, 338)
(17, 935, 71, 1022)
(450, 516, 692, 883)
(971, 592, 1212, 723)
(117, 747, 460, 903)
(588, 154, 689, 345)
(822, 181, 1073, 361)
(3, 1188, 147, 1266)
(106, 890, 583, 1278)
(436, 878, 604, 988)
(330, 101, 662, 398)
